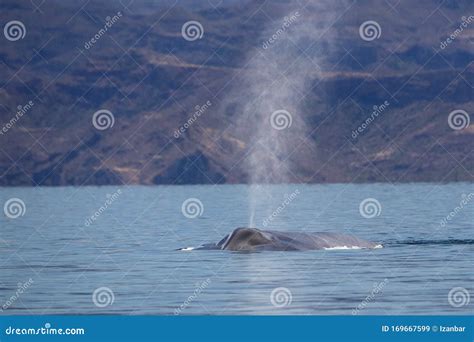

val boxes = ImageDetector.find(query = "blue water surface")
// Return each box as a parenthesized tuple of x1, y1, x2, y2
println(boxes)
(0, 183, 472, 315)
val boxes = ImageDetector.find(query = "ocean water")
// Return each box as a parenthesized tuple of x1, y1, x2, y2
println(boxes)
(0, 183, 472, 315)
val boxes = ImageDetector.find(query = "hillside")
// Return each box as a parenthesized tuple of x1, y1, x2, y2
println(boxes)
(0, 0, 472, 185)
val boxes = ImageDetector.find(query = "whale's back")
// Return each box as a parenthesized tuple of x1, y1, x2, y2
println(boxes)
(212, 228, 382, 251)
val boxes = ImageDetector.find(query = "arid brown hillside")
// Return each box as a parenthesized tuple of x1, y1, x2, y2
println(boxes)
(0, 0, 472, 185)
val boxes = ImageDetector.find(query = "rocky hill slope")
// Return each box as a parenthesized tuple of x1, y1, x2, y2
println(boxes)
(0, 0, 472, 185)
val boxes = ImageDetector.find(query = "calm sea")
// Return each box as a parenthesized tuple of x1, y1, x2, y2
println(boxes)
(1, 183, 472, 315)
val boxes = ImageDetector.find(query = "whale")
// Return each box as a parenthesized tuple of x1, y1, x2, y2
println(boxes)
(179, 227, 382, 251)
